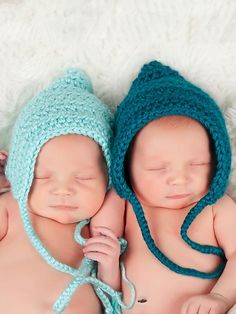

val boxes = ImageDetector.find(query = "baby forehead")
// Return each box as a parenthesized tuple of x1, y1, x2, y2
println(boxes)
(145, 115, 204, 130)
(132, 116, 211, 152)
(35, 134, 104, 165)
(41, 134, 101, 153)
(136, 116, 208, 139)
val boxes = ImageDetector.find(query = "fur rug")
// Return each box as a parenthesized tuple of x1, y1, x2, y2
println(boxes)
(0, 0, 235, 201)
(0, 1, 236, 312)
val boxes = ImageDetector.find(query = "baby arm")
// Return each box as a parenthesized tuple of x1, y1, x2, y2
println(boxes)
(90, 188, 125, 238)
(83, 226, 121, 290)
(86, 189, 125, 290)
(181, 195, 236, 314)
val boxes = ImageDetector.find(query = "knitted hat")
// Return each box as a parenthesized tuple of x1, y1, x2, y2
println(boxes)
(112, 61, 231, 278)
(5, 68, 113, 276)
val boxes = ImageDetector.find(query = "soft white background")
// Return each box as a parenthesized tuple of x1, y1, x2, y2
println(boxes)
(0, 0, 235, 200)
(0, 0, 236, 312)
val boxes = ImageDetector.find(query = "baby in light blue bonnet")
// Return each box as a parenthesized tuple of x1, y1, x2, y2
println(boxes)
(0, 68, 134, 314)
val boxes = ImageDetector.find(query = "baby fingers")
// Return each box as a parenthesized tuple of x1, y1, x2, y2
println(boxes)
(91, 226, 118, 240)
(83, 243, 120, 266)
(83, 242, 116, 256)
(181, 294, 229, 314)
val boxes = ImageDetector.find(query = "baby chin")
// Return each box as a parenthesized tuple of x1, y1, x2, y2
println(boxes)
(163, 194, 200, 210)
(48, 206, 82, 224)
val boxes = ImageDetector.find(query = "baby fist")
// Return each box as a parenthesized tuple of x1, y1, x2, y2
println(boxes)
(181, 293, 231, 314)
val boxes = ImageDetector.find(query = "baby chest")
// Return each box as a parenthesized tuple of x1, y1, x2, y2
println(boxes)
(122, 249, 217, 314)
(0, 254, 101, 314)
(126, 202, 221, 270)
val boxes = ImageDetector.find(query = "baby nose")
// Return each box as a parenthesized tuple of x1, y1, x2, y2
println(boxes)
(167, 169, 188, 185)
(52, 180, 74, 195)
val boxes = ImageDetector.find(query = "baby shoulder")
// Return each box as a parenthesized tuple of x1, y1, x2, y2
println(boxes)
(213, 194, 236, 215)
(212, 194, 236, 257)
(0, 191, 16, 208)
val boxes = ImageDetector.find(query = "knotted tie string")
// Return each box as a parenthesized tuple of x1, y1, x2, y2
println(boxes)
(53, 219, 135, 313)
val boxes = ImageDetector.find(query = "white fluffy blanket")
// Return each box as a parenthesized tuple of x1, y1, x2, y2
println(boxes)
(0, 0, 236, 311)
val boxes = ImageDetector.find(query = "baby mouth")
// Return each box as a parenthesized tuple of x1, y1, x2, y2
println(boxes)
(166, 194, 190, 199)
(50, 205, 78, 211)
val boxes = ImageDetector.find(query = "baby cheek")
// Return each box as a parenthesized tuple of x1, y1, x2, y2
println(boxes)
(132, 172, 148, 192)
(191, 173, 210, 192)
(144, 175, 166, 194)
(80, 181, 105, 205)
(32, 181, 47, 193)
(29, 180, 51, 202)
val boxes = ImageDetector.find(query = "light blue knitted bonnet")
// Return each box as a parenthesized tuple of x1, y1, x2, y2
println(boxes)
(5, 68, 113, 273)
(4, 69, 136, 314)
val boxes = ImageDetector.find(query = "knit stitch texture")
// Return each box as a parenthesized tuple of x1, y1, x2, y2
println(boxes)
(111, 60, 231, 278)
(5, 68, 115, 311)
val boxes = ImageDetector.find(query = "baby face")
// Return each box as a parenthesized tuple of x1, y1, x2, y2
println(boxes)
(129, 116, 213, 211)
(28, 134, 107, 224)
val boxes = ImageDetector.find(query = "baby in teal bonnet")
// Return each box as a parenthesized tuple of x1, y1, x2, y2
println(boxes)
(96, 60, 236, 314)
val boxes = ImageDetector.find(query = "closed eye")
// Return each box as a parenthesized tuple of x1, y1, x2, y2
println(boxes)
(146, 167, 166, 171)
(34, 175, 51, 179)
(190, 162, 210, 166)
(75, 176, 95, 181)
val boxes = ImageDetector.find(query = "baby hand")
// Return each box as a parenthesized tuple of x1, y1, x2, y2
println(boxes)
(83, 226, 121, 290)
(0, 150, 10, 192)
(181, 293, 231, 314)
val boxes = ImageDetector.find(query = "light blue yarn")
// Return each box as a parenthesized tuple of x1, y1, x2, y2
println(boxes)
(4, 68, 128, 311)
(53, 219, 135, 314)
(6, 68, 114, 191)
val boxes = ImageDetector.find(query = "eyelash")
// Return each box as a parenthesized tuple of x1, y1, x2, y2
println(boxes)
(75, 177, 95, 181)
(147, 163, 210, 171)
(190, 162, 210, 166)
(147, 168, 166, 171)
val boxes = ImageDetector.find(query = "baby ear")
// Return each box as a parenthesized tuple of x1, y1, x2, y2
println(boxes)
(0, 150, 8, 175)
(0, 150, 10, 192)
(0, 150, 8, 160)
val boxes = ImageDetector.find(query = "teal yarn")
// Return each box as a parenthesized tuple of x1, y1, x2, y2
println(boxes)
(112, 60, 231, 279)
(5, 68, 115, 311)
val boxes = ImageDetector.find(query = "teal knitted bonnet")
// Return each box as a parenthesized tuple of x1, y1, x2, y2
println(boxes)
(112, 60, 231, 279)
(5, 68, 113, 275)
